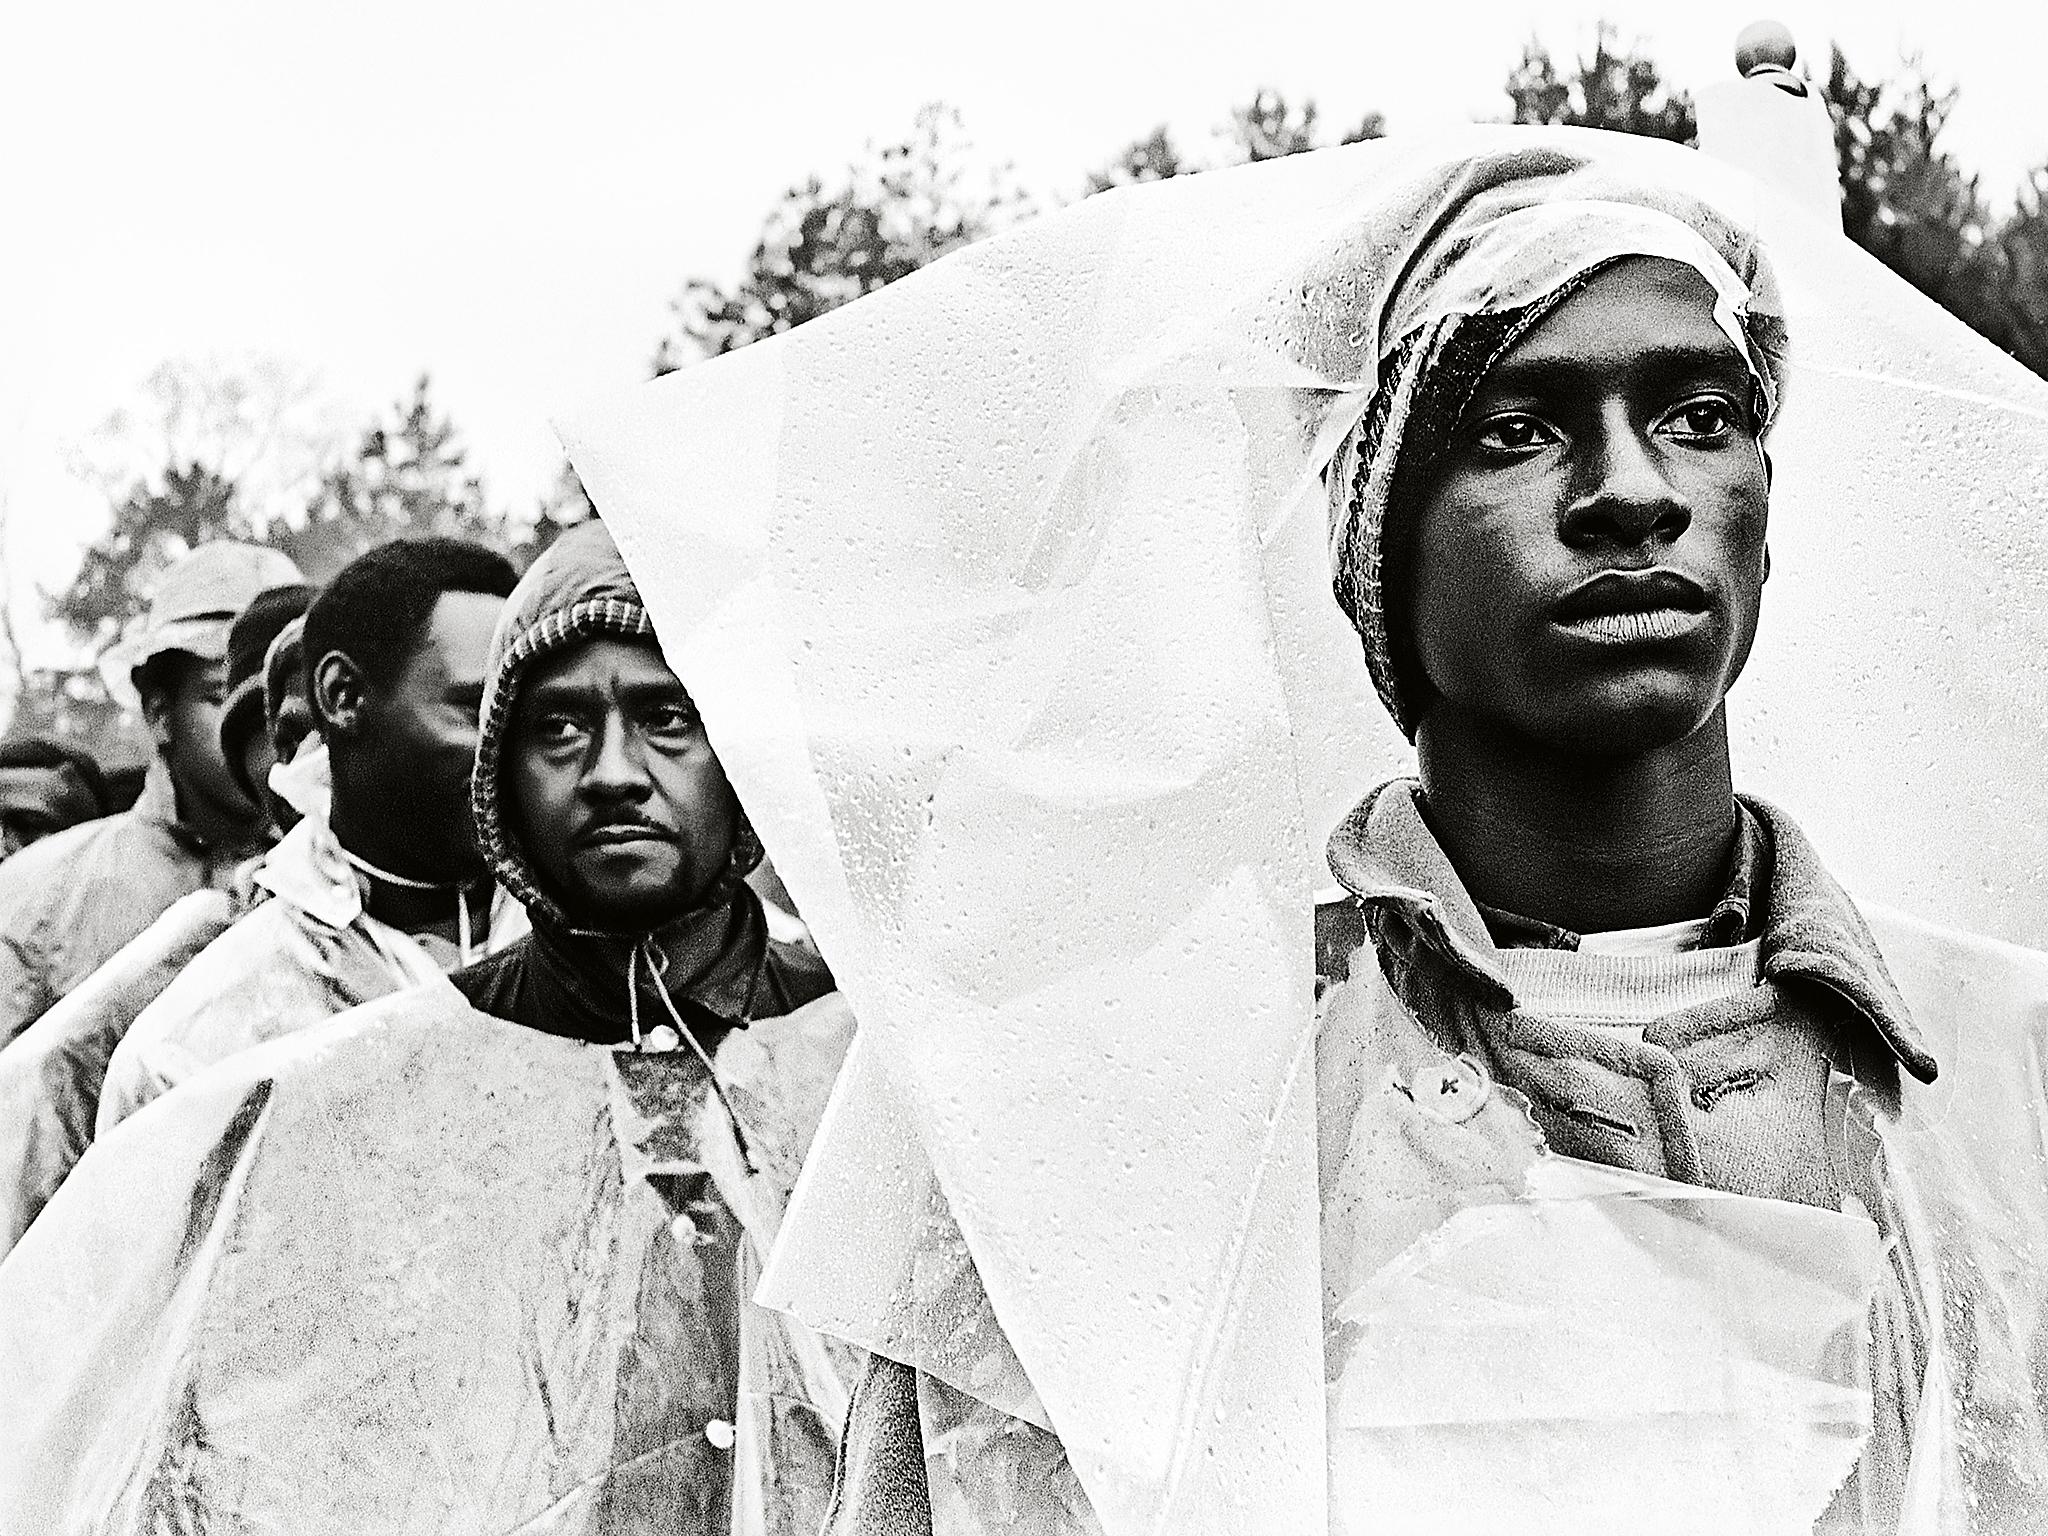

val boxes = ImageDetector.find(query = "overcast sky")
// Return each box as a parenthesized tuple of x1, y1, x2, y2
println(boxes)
(0, 0, 2038, 668)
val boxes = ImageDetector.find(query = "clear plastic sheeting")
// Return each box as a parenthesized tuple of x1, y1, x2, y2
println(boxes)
(1311, 930, 1888, 1535)
(1330, 1170, 1882, 1536)
(0, 888, 235, 1258)
(0, 983, 858, 1535)
(555, 128, 2048, 1535)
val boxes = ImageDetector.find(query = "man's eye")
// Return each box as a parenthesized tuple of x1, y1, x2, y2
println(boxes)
(1472, 414, 1558, 453)
(1665, 398, 1741, 441)
(534, 715, 586, 745)
(645, 704, 700, 737)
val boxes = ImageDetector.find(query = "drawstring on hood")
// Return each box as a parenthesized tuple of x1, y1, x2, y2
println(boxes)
(470, 518, 771, 1156)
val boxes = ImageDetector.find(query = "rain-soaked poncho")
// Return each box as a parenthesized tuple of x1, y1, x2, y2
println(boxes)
(0, 519, 860, 1534)
(0, 755, 267, 1046)
(0, 748, 326, 1258)
(0, 887, 240, 1259)
(553, 127, 2048, 1534)
(95, 756, 527, 1131)
(0, 748, 342, 1258)
(0, 979, 858, 1534)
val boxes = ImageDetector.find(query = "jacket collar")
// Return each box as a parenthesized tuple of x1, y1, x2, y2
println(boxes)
(1326, 778, 1935, 1083)
(251, 810, 366, 931)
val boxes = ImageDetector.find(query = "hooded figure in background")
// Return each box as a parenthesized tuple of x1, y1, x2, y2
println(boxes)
(453, 517, 833, 1046)
(0, 515, 858, 1536)
(96, 537, 528, 1128)
(0, 542, 298, 1044)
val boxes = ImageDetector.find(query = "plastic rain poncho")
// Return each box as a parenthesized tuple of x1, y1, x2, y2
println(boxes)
(0, 755, 266, 1047)
(95, 758, 527, 1131)
(0, 979, 858, 1534)
(0, 747, 321, 1260)
(0, 887, 239, 1260)
(551, 129, 2048, 1534)
(0, 541, 861, 1535)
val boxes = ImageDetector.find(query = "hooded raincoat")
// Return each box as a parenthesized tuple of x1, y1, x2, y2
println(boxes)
(451, 519, 832, 1046)
(0, 518, 859, 1536)
(551, 129, 2048, 1535)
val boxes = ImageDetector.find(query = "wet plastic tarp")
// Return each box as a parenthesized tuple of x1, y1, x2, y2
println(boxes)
(554, 128, 2048, 1534)
(0, 983, 858, 1534)
(0, 888, 236, 1259)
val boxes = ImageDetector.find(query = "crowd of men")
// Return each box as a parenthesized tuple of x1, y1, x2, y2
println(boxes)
(1, 119, 2045, 1536)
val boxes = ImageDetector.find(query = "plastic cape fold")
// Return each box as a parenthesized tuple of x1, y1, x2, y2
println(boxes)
(0, 980, 859, 1535)
(0, 888, 237, 1259)
(553, 127, 2048, 1535)
(95, 804, 528, 1131)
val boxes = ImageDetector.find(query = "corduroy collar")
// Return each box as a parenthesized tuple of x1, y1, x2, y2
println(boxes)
(1326, 778, 1935, 1083)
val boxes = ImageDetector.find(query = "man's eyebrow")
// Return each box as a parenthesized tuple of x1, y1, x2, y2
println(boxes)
(616, 677, 692, 704)
(1480, 342, 1752, 392)
(520, 677, 597, 708)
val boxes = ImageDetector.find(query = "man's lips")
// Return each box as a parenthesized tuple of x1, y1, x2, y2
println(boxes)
(576, 822, 676, 850)
(1552, 569, 1711, 645)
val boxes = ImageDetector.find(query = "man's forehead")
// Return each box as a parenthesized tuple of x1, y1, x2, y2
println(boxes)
(1489, 258, 1748, 379)
(521, 634, 683, 696)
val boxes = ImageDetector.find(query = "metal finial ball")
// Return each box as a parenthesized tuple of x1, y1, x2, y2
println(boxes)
(1735, 19, 1799, 78)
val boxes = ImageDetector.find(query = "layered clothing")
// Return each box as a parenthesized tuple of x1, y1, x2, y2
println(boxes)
(552, 127, 2048, 1534)
(823, 788, 2048, 1533)
(0, 978, 857, 1535)
(0, 887, 244, 1258)
(95, 788, 525, 1130)
(0, 517, 857, 1534)
(0, 756, 265, 1046)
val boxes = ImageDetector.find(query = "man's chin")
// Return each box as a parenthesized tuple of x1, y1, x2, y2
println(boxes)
(567, 878, 710, 935)
(1534, 689, 1723, 759)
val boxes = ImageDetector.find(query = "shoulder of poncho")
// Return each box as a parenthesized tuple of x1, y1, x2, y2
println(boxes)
(194, 980, 606, 1112)
(1865, 899, 2048, 969)
(130, 897, 307, 1017)
(0, 809, 170, 923)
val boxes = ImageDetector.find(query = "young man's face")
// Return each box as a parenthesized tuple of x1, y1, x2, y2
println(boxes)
(507, 636, 741, 931)
(1406, 257, 1770, 756)
(352, 590, 504, 877)
(143, 654, 258, 827)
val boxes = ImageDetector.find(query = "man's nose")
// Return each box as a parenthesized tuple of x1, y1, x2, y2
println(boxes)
(1559, 416, 1691, 551)
(582, 715, 651, 796)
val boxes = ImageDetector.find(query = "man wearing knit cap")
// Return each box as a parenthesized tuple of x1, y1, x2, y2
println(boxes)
(0, 542, 300, 1045)
(97, 536, 528, 1127)
(452, 518, 832, 1046)
(749, 141, 2048, 1534)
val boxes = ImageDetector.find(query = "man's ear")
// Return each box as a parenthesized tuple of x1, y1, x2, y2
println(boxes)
(134, 666, 176, 753)
(311, 650, 368, 736)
